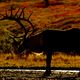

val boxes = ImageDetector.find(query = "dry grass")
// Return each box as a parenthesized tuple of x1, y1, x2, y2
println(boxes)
(0, 52, 46, 67)
(0, 52, 80, 68)
(53, 52, 80, 68)
(0, 0, 80, 68)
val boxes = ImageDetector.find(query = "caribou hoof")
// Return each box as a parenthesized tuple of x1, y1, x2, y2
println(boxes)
(42, 71, 51, 77)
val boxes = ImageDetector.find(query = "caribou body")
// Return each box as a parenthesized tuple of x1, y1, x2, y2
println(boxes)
(18, 28, 80, 76)
(0, 6, 80, 76)
(19, 28, 80, 53)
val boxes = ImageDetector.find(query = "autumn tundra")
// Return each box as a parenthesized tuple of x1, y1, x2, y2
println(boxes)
(0, 6, 80, 77)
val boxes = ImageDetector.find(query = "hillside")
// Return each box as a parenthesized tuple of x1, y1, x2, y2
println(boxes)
(0, 0, 80, 68)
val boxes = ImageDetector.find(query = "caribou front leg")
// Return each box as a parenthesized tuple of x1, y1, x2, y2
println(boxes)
(43, 51, 52, 76)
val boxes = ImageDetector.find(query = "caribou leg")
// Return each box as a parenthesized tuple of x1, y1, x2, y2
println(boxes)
(43, 51, 52, 77)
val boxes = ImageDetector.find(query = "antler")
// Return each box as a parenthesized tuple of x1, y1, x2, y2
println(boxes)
(0, 5, 34, 39)
(0, 5, 25, 19)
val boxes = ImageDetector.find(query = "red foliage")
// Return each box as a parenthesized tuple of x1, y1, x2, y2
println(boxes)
(33, 1, 63, 8)
(33, 2, 46, 8)
(49, 0, 62, 5)
(73, 9, 80, 14)
(54, 12, 69, 18)
(28, 10, 33, 13)
(20, 2, 29, 8)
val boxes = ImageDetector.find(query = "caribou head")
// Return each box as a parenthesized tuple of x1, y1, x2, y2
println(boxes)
(0, 5, 36, 53)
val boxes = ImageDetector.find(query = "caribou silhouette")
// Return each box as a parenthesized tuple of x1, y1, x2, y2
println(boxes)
(0, 6, 80, 76)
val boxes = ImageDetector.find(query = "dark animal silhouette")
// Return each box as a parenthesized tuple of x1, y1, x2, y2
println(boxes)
(18, 28, 80, 76)
(0, 6, 80, 76)
(18, 28, 80, 53)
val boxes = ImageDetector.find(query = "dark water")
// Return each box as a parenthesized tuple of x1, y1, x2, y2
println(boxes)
(0, 69, 79, 80)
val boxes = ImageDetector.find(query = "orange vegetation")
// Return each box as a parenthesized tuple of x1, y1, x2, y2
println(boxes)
(0, 0, 80, 68)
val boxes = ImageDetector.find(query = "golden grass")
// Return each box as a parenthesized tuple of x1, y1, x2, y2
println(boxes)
(53, 52, 80, 68)
(0, 1, 80, 68)
(0, 52, 80, 68)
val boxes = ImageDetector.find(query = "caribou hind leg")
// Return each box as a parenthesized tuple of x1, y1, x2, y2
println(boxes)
(43, 51, 52, 77)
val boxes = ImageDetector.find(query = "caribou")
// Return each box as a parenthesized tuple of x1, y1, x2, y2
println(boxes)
(0, 6, 80, 77)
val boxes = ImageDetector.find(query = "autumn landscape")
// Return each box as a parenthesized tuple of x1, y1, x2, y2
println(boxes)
(0, 0, 80, 79)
